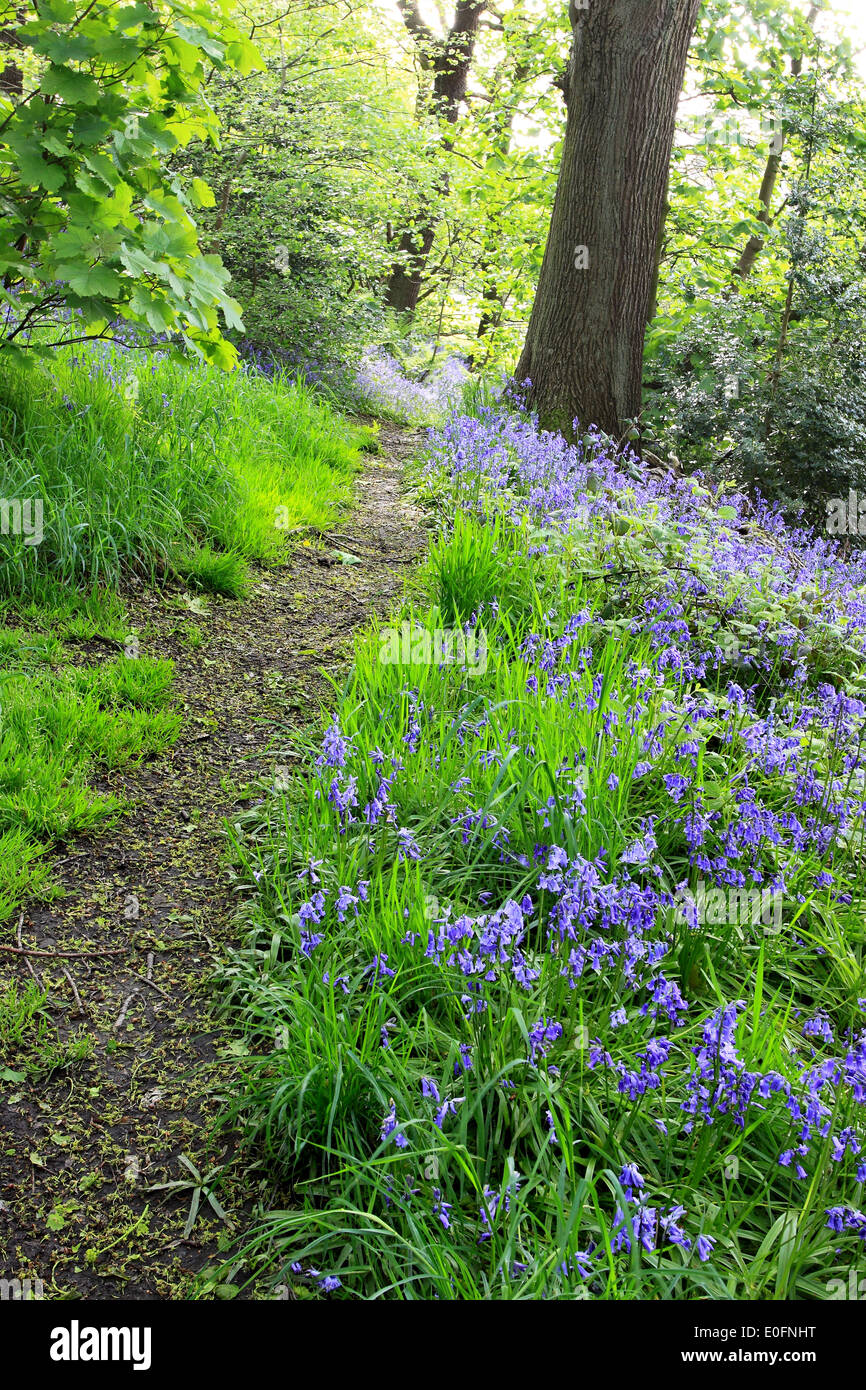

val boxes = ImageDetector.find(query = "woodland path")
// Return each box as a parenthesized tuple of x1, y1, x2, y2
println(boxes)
(0, 424, 427, 1300)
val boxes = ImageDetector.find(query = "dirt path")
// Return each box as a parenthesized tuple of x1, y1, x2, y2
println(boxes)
(0, 425, 427, 1300)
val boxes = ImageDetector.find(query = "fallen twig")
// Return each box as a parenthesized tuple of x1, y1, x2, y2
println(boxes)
(129, 972, 172, 1001)
(60, 963, 86, 1016)
(0, 943, 125, 960)
(114, 991, 139, 1029)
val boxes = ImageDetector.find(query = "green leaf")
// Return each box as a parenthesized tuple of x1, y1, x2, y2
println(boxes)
(129, 290, 176, 332)
(34, 32, 95, 64)
(83, 151, 121, 190)
(226, 38, 264, 75)
(190, 177, 216, 208)
(119, 244, 160, 277)
(17, 150, 67, 192)
(60, 264, 124, 297)
(42, 65, 100, 104)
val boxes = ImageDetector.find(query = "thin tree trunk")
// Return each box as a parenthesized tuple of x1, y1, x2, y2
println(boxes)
(385, 219, 438, 314)
(646, 187, 670, 325)
(475, 60, 531, 348)
(516, 0, 700, 438)
(733, 143, 786, 281)
(763, 67, 819, 439)
(384, 0, 486, 315)
(733, 4, 818, 281)
(0, 8, 24, 96)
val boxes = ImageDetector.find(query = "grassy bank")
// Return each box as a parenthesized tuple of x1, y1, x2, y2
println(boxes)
(0, 580, 181, 937)
(0, 345, 370, 953)
(0, 344, 372, 600)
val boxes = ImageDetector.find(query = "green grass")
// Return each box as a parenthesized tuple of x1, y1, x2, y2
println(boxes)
(0, 578, 130, 644)
(0, 976, 96, 1077)
(0, 627, 181, 927)
(0, 577, 162, 923)
(0, 344, 372, 597)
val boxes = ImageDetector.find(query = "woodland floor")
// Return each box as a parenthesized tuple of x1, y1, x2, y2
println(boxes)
(0, 424, 427, 1300)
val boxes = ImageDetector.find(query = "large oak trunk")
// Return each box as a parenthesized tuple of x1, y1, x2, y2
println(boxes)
(515, 0, 700, 438)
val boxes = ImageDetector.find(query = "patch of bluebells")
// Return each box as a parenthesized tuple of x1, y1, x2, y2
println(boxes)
(353, 349, 468, 426)
(238, 400, 866, 1293)
(425, 405, 866, 684)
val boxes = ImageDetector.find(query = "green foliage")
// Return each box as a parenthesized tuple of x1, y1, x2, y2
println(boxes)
(0, 0, 261, 365)
(159, 0, 566, 370)
(645, 2, 866, 512)
(167, 1, 408, 362)
(381, 0, 565, 367)
(645, 244, 866, 519)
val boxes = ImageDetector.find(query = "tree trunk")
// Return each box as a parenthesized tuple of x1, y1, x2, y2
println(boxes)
(384, 0, 486, 315)
(515, 0, 700, 438)
(733, 4, 817, 282)
(733, 143, 786, 281)
(385, 219, 438, 314)
(475, 60, 531, 351)
(0, 8, 24, 96)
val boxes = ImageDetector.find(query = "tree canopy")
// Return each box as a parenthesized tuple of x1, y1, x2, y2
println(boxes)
(0, 0, 260, 364)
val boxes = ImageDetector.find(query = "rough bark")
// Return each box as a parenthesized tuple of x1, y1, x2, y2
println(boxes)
(515, 0, 700, 438)
(384, 0, 486, 314)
